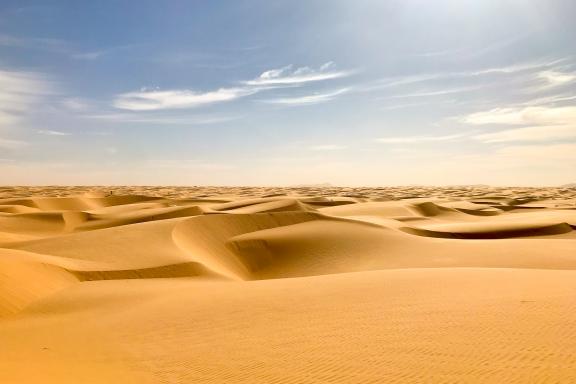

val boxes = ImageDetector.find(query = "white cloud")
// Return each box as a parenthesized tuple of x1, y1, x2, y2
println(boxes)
(308, 144, 347, 151)
(463, 108, 527, 125)
(0, 138, 28, 149)
(114, 87, 257, 111)
(261, 88, 349, 105)
(36, 130, 70, 136)
(375, 134, 465, 144)
(474, 125, 576, 143)
(61, 97, 90, 111)
(0, 69, 52, 127)
(463, 106, 576, 125)
(365, 58, 568, 93)
(468, 59, 565, 76)
(86, 113, 239, 125)
(113, 62, 353, 111)
(0, 67, 52, 153)
(361, 74, 442, 92)
(537, 70, 576, 87)
(390, 85, 482, 99)
(520, 93, 576, 107)
(465, 105, 576, 144)
(245, 62, 354, 86)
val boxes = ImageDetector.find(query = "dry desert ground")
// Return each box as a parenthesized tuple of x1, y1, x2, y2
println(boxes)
(1, 185, 576, 383)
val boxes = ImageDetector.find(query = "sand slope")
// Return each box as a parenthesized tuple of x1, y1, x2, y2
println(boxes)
(1, 186, 576, 383)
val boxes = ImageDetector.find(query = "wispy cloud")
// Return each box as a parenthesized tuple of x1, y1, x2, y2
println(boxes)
(114, 87, 257, 111)
(389, 85, 482, 99)
(465, 104, 576, 144)
(474, 125, 576, 143)
(463, 108, 527, 125)
(85, 113, 239, 125)
(0, 67, 52, 128)
(368, 58, 568, 92)
(536, 70, 576, 87)
(244, 62, 354, 86)
(261, 88, 349, 105)
(467, 59, 565, 76)
(61, 97, 90, 111)
(36, 130, 70, 136)
(0, 138, 28, 149)
(520, 93, 576, 107)
(113, 62, 353, 111)
(375, 134, 465, 144)
(365, 74, 442, 91)
(408, 35, 526, 62)
(460, 35, 528, 61)
(463, 106, 576, 125)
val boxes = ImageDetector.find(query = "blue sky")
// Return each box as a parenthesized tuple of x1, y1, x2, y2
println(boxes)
(1, 0, 575, 186)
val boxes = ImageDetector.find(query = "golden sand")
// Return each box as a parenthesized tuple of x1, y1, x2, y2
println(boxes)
(1, 186, 575, 383)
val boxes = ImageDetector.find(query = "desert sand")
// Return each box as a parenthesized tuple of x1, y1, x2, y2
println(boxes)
(1, 185, 576, 383)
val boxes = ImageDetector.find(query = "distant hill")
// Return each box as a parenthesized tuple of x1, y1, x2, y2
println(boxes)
(561, 183, 576, 188)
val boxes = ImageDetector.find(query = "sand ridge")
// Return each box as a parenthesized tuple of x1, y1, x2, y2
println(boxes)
(1, 186, 576, 383)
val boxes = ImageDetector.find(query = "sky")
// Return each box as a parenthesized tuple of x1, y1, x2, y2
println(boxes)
(1, 0, 575, 186)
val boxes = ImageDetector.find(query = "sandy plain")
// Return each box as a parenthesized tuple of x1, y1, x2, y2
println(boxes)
(1, 185, 575, 383)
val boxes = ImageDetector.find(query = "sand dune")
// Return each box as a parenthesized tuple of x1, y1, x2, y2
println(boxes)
(1, 186, 576, 383)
